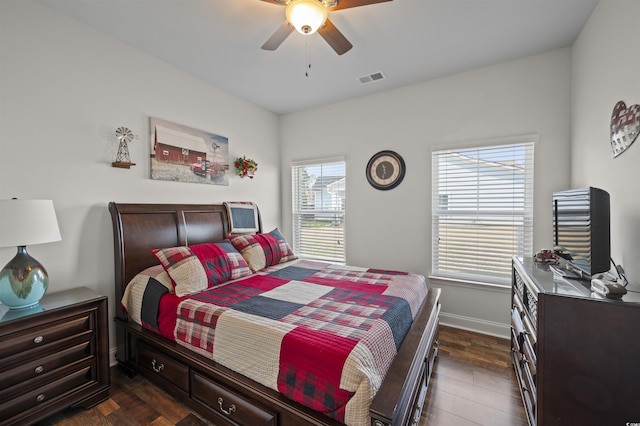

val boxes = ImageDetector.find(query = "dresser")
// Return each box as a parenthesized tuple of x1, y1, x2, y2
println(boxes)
(0, 287, 110, 425)
(511, 257, 640, 426)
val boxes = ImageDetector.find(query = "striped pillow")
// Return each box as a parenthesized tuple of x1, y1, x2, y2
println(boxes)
(152, 242, 252, 296)
(229, 228, 297, 272)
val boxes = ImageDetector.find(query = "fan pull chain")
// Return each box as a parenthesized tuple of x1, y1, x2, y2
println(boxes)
(305, 41, 311, 77)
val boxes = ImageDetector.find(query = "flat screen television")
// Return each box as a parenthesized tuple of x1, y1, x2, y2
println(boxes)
(553, 187, 610, 277)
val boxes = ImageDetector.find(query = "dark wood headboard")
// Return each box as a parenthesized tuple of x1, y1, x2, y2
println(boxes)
(108, 202, 261, 319)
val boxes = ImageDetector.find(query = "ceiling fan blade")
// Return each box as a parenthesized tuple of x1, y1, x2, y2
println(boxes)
(329, 0, 392, 11)
(260, 0, 287, 6)
(261, 21, 294, 51)
(318, 19, 353, 55)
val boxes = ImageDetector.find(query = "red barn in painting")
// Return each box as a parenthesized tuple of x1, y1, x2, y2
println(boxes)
(152, 124, 207, 165)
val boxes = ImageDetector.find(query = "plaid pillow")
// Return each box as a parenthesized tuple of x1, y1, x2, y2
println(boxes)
(152, 242, 252, 296)
(228, 228, 297, 272)
(216, 241, 253, 279)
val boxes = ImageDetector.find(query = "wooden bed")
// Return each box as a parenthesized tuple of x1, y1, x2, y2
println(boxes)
(109, 202, 441, 426)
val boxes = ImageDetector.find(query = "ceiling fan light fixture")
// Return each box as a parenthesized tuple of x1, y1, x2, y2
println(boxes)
(286, 0, 328, 35)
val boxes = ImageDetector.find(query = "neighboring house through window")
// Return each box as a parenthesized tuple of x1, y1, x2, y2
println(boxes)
(431, 137, 535, 285)
(291, 158, 346, 263)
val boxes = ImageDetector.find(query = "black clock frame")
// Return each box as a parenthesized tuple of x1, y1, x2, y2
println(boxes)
(365, 150, 406, 190)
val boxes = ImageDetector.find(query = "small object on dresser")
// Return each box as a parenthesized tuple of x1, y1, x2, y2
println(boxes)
(0, 199, 61, 309)
(590, 273, 627, 299)
(534, 249, 558, 264)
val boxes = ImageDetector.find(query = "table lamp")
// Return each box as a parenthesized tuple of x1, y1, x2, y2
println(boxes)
(0, 199, 61, 309)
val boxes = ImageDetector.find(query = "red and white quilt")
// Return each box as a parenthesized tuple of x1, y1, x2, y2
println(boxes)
(122, 259, 428, 426)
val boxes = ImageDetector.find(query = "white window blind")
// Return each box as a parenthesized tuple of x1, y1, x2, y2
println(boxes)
(432, 140, 534, 285)
(292, 159, 346, 263)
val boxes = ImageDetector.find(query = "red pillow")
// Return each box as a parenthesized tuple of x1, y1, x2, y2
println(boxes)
(228, 228, 297, 272)
(152, 242, 252, 296)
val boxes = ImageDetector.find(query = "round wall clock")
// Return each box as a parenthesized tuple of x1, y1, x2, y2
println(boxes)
(366, 150, 406, 190)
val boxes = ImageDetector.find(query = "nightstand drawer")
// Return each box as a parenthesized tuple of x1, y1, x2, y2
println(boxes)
(193, 372, 276, 426)
(0, 340, 93, 393)
(137, 342, 189, 392)
(0, 313, 92, 359)
(0, 365, 93, 422)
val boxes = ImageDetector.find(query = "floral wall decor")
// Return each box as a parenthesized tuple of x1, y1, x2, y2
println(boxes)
(234, 156, 258, 178)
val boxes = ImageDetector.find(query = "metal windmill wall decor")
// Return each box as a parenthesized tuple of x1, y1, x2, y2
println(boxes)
(112, 126, 137, 168)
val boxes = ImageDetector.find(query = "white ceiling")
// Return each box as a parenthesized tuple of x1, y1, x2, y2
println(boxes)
(39, 0, 598, 115)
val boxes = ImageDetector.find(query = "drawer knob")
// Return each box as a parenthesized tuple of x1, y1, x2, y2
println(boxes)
(36, 394, 46, 403)
(33, 336, 44, 344)
(151, 359, 164, 373)
(34, 365, 44, 374)
(217, 397, 236, 416)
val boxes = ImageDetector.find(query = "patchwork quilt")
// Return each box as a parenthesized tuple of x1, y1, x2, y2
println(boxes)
(122, 259, 428, 426)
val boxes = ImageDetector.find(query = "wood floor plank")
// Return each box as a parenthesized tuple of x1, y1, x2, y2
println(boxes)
(95, 398, 120, 417)
(108, 381, 163, 425)
(420, 405, 481, 426)
(148, 417, 176, 426)
(174, 414, 214, 426)
(431, 363, 522, 412)
(134, 380, 192, 424)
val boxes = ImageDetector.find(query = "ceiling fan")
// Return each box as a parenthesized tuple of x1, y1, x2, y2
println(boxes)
(260, 0, 393, 55)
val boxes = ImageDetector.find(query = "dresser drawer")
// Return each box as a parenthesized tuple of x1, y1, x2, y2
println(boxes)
(0, 340, 93, 394)
(521, 335, 536, 374)
(193, 372, 276, 426)
(0, 313, 92, 360)
(521, 356, 536, 406)
(0, 365, 93, 422)
(137, 342, 189, 392)
(511, 308, 525, 348)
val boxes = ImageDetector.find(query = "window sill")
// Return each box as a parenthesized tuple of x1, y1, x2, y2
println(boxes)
(428, 275, 511, 293)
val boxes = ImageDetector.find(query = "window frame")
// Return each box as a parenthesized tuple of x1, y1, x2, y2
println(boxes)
(291, 157, 346, 263)
(431, 135, 536, 286)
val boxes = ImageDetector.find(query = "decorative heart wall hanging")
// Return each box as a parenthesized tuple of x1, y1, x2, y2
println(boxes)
(610, 100, 640, 158)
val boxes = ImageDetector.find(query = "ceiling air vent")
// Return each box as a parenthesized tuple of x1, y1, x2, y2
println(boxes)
(358, 71, 385, 85)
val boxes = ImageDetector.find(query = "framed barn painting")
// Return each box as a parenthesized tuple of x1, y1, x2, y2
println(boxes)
(149, 117, 229, 186)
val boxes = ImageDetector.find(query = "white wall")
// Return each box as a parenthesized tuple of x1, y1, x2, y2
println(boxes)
(281, 49, 573, 336)
(571, 0, 640, 292)
(6, 0, 627, 346)
(0, 0, 281, 357)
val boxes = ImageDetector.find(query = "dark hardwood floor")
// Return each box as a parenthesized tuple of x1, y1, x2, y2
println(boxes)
(421, 326, 528, 425)
(39, 326, 527, 426)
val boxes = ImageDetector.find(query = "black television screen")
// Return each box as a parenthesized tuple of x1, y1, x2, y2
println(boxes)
(553, 187, 610, 277)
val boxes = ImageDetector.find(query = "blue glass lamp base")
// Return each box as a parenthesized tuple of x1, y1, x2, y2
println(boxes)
(0, 246, 48, 310)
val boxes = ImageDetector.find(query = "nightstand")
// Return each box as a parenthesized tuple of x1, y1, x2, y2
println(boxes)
(0, 287, 110, 425)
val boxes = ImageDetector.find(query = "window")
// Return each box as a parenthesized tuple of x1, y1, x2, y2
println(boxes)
(291, 158, 346, 263)
(432, 138, 535, 285)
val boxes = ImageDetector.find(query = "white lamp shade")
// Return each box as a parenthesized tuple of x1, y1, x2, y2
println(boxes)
(286, 0, 328, 35)
(0, 199, 62, 247)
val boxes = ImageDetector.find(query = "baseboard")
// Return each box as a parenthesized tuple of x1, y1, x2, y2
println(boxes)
(440, 312, 510, 339)
(110, 347, 118, 367)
